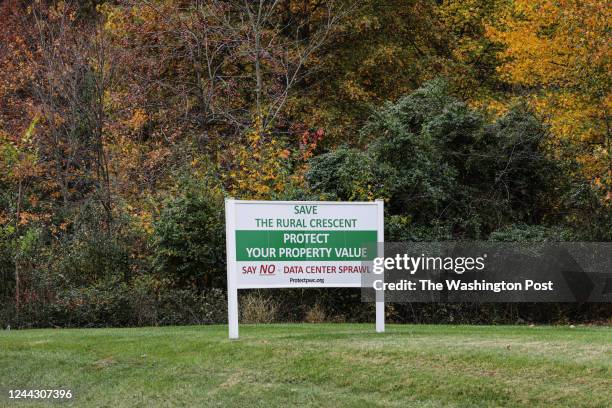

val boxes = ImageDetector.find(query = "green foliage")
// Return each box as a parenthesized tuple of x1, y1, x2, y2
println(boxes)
(152, 175, 226, 288)
(305, 147, 374, 201)
(52, 279, 226, 328)
(0, 224, 16, 301)
(3, 278, 227, 328)
(52, 206, 134, 287)
(386, 215, 453, 242)
(308, 80, 564, 239)
(557, 180, 612, 241)
(489, 224, 577, 242)
(1, 1, 609, 328)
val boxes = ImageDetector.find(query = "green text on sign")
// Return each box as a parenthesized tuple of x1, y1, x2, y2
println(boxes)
(235, 230, 377, 261)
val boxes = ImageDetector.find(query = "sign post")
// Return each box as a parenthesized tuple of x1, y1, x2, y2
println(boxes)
(224, 198, 239, 339)
(375, 199, 385, 333)
(224, 199, 384, 339)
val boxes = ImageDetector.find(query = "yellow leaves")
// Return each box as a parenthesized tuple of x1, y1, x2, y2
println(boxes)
(99, 3, 124, 36)
(529, 91, 605, 158)
(0, 122, 40, 183)
(487, 0, 612, 191)
(137, 210, 154, 235)
(469, 96, 512, 118)
(368, 44, 403, 68)
(249, 134, 261, 147)
(487, 0, 610, 89)
(341, 78, 373, 102)
(246, 116, 264, 147)
(22, 115, 39, 144)
(354, 15, 381, 32)
(222, 116, 297, 199)
(438, 0, 483, 31)
(127, 108, 148, 132)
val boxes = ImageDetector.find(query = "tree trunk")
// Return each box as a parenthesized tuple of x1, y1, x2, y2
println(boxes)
(14, 177, 22, 315)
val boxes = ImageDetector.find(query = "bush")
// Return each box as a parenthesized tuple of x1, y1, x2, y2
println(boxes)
(305, 303, 327, 323)
(240, 292, 279, 324)
(50, 204, 136, 287)
(489, 224, 576, 242)
(152, 175, 226, 289)
(307, 80, 563, 239)
(0, 199, 228, 329)
(306, 147, 375, 201)
(1, 279, 227, 329)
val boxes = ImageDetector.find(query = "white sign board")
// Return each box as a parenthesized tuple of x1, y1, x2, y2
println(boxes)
(225, 199, 384, 338)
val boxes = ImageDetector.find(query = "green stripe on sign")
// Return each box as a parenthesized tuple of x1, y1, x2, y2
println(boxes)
(235, 230, 377, 261)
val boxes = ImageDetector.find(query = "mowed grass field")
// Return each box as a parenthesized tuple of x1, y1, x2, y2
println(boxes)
(0, 324, 610, 407)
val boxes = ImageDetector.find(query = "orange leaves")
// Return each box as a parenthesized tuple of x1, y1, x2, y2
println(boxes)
(17, 211, 46, 226)
(0, 2, 38, 143)
(487, 0, 611, 190)
(126, 108, 148, 132)
(10, 156, 40, 181)
(487, 0, 610, 89)
(300, 127, 324, 161)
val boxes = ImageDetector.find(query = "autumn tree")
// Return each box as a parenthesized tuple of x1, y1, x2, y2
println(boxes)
(487, 0, 611, 198)
(436, 0, 507, 104)
(0, 1, 118, 314)
(30, 1, 116, 222)
(286, 0, 502, 145)
(103, 0, 346, 137)
(0, 1, 42, 313)
(100, 0, 348, 201)
(0, 1, 36, 144)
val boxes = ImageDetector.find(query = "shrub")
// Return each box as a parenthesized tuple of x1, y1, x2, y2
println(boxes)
(489, 224, 576, 242)
(305, 303, 327, 323)
(152, 175, 226, 289)
(1, 280, 227, 329)
(306, 147, 375, 201)
(240, 292, 279, 324)
(307, 80, 564, 239)
(51, 204, 135, 287)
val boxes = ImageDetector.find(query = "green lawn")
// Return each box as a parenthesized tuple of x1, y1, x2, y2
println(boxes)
(0, 324, 610, 407)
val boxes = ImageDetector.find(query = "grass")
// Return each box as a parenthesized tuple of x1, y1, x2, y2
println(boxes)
(0, 324, 610, 407)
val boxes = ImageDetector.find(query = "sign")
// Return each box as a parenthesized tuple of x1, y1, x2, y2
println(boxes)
(225, 199, 385, 338)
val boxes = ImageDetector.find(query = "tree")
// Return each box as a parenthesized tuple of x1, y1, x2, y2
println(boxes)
(487, 0, 611, 198)
(289, 0, 458, 144)
(307, 80, 562, 238)
(1, 1, 118, 317)
(30, 1, 115, 222)
(0, 1, 42, 314)
(0, 121, 41, 313)
(152, 174, 225, 289)
(436, 0, 507, 103)
(103, 0, 347, 137)
(0, 1, 36, 146)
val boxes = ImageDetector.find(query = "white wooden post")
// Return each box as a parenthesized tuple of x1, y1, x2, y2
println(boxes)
(375, 199, 385, 333)
(225, 198, 239, 339)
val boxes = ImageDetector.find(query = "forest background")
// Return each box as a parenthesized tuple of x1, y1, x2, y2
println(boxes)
(0, 0, 610, 328)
